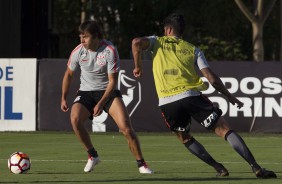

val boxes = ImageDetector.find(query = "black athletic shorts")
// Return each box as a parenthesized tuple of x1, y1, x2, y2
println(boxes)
(72, 90, 122, 119)
(159, 94, 222, 132)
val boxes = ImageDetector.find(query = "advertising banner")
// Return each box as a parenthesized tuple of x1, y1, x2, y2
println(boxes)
(0, 59, 37, 131)
(38, 59, 282, 133)
(201, 62, 282, 133)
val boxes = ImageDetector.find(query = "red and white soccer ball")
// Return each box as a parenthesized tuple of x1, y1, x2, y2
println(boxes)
(8, 152, 31, 174)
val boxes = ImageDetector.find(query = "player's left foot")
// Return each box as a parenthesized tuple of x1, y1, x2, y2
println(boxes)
(215, 163, 229, 177)
(84, 156, 100, 172)
(139, 162, 153, 174)
(253, 168, 277, 179)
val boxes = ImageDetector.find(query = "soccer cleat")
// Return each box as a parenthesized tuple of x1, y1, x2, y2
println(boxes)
(84, 156, 100, 172)
(215, 163, 229, 177)
(139, 163, 153, 174)
(253, 168, 277, 179)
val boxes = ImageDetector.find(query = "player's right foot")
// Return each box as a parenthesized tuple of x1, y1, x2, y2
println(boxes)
(84, 156, 100, 172)
(215, 163, 229, 177)
(139, 162, 153, 174)
(253, 168, 277, 179)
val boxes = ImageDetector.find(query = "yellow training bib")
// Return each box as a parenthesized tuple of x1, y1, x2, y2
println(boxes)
(151, 36, 207, 98)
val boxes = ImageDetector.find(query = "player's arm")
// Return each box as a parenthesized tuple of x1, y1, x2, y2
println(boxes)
(195, 48, 243, 109)
(131, 37, 150, 78)
(200, 67, 243, 109)
(94, 72, 118, 117)
(61, 67, 74, 112)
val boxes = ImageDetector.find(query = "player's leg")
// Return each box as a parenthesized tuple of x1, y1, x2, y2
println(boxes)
(160, 99, 228, 176)
(70, 103, 92, 149)
(173, 129, 229, 176)
(213, 117, 277, 178)
(108, 97, 153, 174)
(70, 103, 100, 172)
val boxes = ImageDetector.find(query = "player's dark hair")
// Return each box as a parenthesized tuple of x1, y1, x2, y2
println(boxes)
(79, 20, 103, 39)
(163, 13, 185, 35)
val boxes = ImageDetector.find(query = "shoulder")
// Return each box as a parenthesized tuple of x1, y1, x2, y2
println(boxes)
(98, 40, 119, 61)
(100, 40, 117, 52)
(71, 44, 84, 54)
(194, 48, 209, 69)
(147, 35, 158, 40)
(147, 36, 158, 44)
(68, 44, 89, 66)
(69, 44, 86, 58)
(144, 35, 159, 50)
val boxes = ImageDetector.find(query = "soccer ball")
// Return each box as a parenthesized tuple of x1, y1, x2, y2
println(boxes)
(8, 152, 31, 174)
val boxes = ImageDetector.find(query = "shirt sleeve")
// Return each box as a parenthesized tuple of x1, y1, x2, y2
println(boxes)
(67, 45, 83, 71)
(195, 48, 209, 70)
(107, 46, 120, 73)
(146, 36, 157, 51)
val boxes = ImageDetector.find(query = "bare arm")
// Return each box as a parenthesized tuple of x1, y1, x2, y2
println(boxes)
(61, 67, 74, 112)
(200, 67, 243, 109)
(131, 37, 150, 78)
(93, 72, 119, 117)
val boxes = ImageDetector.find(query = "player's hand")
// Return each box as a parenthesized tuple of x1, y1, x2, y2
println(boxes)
(61, 99, 69, 112)
(133, 67, 143, 78)
(93, 103, 103, 117)
(229, 96, 243, 109)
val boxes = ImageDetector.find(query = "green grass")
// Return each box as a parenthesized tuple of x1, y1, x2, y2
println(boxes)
(0, 132, 281, 184)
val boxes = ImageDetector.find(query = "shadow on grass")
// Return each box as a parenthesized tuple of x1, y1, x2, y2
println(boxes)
(5, 177, 279, 183)
(6, 177, 281, 183)
(7, 170, 278, 183)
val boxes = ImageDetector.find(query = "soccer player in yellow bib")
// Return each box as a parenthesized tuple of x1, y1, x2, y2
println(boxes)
(131, 13, 276, 178)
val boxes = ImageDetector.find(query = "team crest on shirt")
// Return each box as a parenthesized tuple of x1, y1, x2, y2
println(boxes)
(96, 49, 114, 66)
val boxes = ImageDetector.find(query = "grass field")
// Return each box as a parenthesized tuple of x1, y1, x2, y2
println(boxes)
(0, 132, 281, 184)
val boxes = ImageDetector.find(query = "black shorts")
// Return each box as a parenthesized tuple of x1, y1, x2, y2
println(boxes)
(159, 94, 222, 132)
(72, 90, 122, 119)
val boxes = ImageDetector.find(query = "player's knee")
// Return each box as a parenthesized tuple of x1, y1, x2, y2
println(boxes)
(182, 134, 193, 144)
(70, 115, 82, 129)
(175, 131, 192, 144)
(212, 117, 230, 138)
(216, 129, 230, 138)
